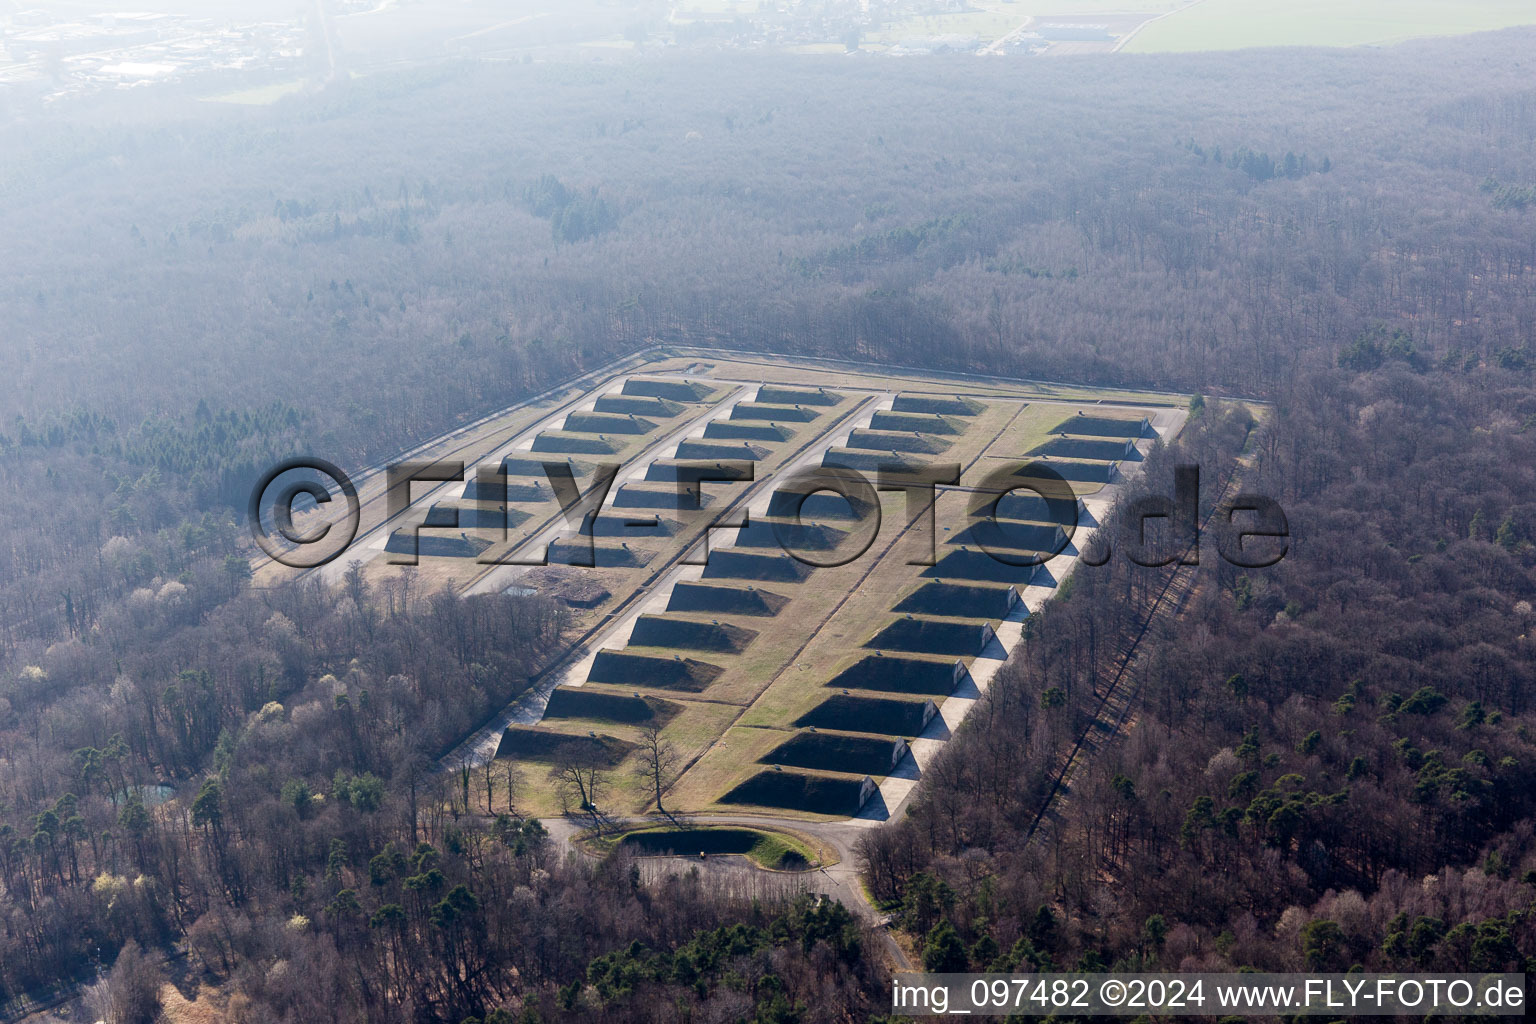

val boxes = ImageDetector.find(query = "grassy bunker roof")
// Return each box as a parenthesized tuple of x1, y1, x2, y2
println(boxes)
(894, 581, 1019, 619)
(730, 402, 820, 423)
(531, 431, 624, 455)
(702, 549, 815, 583)
(868, 410, 965, 435)
(1051, 412, 1153, 438)
(646, 459, 754, 483)
(542, 687, 680, 726)
(546, 540, 652, 568)
(990, 491, 1084, 524)
(924, 547, 1044, 585)
(760, 731, 910, 775)
(732, 518, 847, 552)
(674, 439, 772, 462)
(622, 378, 716, 402)
(794, 694, 938, 736)
(496, 726, 634, 766)
(866, 616, 996, 657)
(845, 428, 952, 454)
(1015, 459, 1116, 483)
(891, 393, 985, 416)
(426, 503, 533, 532)
(582, 514, 674, 539)
(593, 394, 685, 417)
(462, 477, 549, 502)
(564, 411, 657, 435)
(499, 455, 594, 479)
(821, 447, 933, 475)
(827, 654, 965, 696)
(703, 420, 796, 443)
(587, 650, 723, 692)
(384, 531, 493, 559)
(948, 519, 1068, 554)
(666, 581, 789, 617)
(627, 614, 759, 653)
(719, 769, 875, 816)
(612, 482, 714, 510)
(755, 384, 842, 406)
(765, 489, 877, 521)
(1030, 436, 1137, 461)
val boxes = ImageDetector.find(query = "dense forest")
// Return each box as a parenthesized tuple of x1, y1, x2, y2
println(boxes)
(4, 24, 1536, 1023)
(0, 566, 879, 1020)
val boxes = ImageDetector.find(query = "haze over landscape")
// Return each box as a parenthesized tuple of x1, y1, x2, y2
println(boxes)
(3, 2, 1536, 1022)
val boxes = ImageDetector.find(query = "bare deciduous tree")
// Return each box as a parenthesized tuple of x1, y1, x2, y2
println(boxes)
(549, 744, 606, 814)
(636, 724, 680, 815)
(89, 939, 163, 1024)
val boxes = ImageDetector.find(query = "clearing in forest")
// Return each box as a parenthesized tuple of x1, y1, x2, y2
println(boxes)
(260, 348, 1186, 819)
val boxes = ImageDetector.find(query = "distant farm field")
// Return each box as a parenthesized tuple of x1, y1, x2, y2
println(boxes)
(1125, 0, 1536, 52)
(865, 0, 1176, 47)
(204, 80, 307, 105)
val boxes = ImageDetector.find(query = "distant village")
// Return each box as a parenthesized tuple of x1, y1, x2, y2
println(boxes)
(0, 7, 319, 101)
(0, 2, 1146, 104)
